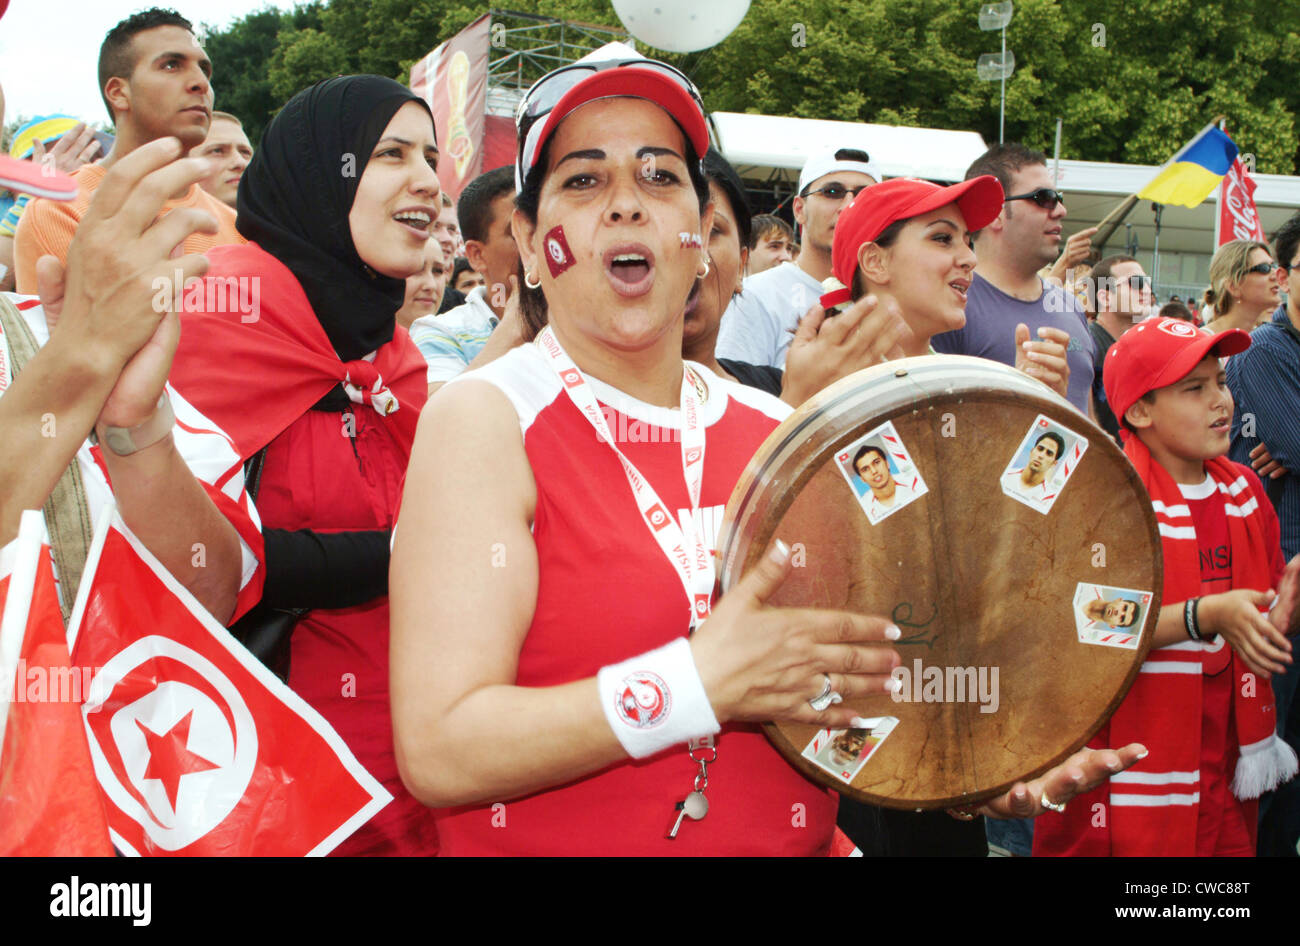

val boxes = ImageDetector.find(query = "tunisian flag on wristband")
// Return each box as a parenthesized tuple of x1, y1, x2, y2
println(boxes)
(0, 514, 113, 856)
(69, 506, 391, 856)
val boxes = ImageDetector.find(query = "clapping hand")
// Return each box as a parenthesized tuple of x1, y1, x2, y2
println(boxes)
(1014, 323, 1071, 400)
(781, 295, 910, 405)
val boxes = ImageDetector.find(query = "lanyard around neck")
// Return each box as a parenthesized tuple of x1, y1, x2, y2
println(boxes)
(535, 326, 714, 630)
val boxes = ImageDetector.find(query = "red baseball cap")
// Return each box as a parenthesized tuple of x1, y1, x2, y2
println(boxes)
(1103, 317, 1251, 426)
(830, 176, 1005, 290)
(515, 58, 709, 191)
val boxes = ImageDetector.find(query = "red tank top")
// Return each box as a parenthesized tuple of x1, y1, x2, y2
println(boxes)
(256, 401, 440, 856)
(434, 345, 839, 855)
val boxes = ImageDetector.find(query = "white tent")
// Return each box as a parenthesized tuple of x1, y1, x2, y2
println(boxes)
(710, 111, 990, 185)
(713, 110, 1300, 298)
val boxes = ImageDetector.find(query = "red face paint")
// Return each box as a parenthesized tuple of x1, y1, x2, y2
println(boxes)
(543, 226, 575, 277)
(679, 232, 703, 249)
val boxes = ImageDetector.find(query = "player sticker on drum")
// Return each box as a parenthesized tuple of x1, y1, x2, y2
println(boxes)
(1072, 582, 1151, 649)
(834, 422, 928, 525)
(801, 717, 899, 785)
(999, 414, 1088, 515)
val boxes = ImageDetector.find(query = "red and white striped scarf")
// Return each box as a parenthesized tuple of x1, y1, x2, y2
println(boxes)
(1035, 436, 1296, 856)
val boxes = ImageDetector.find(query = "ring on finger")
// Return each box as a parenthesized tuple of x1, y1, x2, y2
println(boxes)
(1040, 792, 1066, 814)
(808, 674, 842, 712)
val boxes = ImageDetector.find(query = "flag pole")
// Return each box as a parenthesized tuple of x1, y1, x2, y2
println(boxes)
(64, 501, 115, 656)
(0, 510, 47, 768)
(1211, 119, 1227, 252)
(1091, 114, 1229, 257)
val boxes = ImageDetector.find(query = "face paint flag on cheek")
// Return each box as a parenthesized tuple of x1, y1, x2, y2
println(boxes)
(544, 226, 575, 278)
(679, 232, 703, 249)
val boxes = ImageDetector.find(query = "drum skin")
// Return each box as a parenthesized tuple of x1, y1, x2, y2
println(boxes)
(717, 355, 1162, 809)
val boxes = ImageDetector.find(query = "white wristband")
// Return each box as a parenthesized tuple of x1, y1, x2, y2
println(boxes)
(597, 638, 721, 759)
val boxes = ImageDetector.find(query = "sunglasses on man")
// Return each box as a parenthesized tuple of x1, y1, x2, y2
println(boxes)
(1004, 188, 1066, 210)
(1124, 273, 1152, 291)
(803, 182, 871, 201)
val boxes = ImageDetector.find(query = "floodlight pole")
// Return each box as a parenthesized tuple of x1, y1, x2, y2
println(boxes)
(999, 25, 1006, 143)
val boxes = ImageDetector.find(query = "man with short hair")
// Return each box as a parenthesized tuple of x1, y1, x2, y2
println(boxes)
(431, 194, 465, 313)
(1087, 255, 1154, 440)
(411, 165, 519, 392)
(13, 8, 243, 293)
(716, 148, 880, 368)
(450, 256, 484, 295)
(747, 213, 795, 275)
(189, 110, 252, 208)
(854, 444, 919, 523)
(1081, 597, 1138, 629)
(1001, 432, 1063, 502)
(432, 192, 461, 262)
(931, 143, 1095, 414)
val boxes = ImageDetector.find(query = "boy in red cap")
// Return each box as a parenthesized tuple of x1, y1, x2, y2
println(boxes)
(1035, 317, 1300, 856)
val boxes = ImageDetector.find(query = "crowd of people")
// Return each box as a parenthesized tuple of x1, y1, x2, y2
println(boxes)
(2, 5, 1299, 858)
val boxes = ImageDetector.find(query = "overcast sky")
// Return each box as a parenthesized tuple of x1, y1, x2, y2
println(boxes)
(1, 0, 289, 126)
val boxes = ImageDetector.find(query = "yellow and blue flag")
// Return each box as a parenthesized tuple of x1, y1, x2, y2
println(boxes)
(1137, 124, 1238, 208)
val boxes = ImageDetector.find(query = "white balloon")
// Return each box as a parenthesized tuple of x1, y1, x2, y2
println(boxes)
(611, 0, 751, 54)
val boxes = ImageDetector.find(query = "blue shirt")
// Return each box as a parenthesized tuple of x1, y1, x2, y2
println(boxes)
(1227, 304, 1300, 559)
(931, 272, 1096, 413)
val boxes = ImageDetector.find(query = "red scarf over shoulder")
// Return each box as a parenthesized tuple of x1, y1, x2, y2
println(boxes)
(169, 242, 427, 463)
(1035, 435, 1296, 856)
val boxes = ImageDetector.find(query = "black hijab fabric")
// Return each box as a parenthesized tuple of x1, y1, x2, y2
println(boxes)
(236, 75, 435, 362)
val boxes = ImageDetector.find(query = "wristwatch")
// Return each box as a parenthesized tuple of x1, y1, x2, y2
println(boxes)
(99, 392, 175, 456)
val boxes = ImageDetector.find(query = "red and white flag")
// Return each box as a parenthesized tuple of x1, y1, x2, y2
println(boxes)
(1217, 157, 1266, 247)
(69, 506, 391, 856)
(0, 511, 114, 856)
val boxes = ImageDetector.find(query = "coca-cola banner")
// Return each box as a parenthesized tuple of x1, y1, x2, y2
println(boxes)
(410, 14, 491, 204)
(1218, 157, 1266, 247)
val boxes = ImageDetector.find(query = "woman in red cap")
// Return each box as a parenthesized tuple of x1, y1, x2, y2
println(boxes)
(391, 60, 1140, 856)
(825, 176, 1072, 396)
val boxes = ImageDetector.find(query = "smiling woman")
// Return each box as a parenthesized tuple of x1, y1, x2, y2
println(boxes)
(166, 75, 438, 855)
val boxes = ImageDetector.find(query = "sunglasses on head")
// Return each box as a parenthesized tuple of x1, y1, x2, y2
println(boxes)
(1004, 188, 1065, 210)
(1246, 261, 1279, 276)
(514, 59, 704, 187)
(803, 182, 870, 201)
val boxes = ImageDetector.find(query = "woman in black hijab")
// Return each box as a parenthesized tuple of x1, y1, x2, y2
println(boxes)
(170, 75, 440, 855)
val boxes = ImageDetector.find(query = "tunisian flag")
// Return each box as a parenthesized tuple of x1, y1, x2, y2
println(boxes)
(1217, 157, 1266, 246)
(70, 507, 391, 856)
(0, 515, 113, 856)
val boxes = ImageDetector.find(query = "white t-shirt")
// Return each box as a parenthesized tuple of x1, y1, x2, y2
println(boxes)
(863, 478, 920, 524)
(715, 262, 824, 369)
(1000, 467, 1055, 503)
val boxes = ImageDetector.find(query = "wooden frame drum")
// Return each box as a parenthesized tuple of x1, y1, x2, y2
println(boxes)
(717, 356, 1162, 809)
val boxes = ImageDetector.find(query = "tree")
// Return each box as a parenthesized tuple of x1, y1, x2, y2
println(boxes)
(200, 0, 1300, 173)
(203, 5, 325, 145)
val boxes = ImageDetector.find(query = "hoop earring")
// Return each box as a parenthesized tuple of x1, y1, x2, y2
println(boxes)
(696, 256, 711, 280)
(524, 270, 541, 290)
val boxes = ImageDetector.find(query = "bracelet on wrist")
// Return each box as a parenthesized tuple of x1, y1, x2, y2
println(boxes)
(98, 392, 175, 456)
(1184, 597, 1202, 641)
